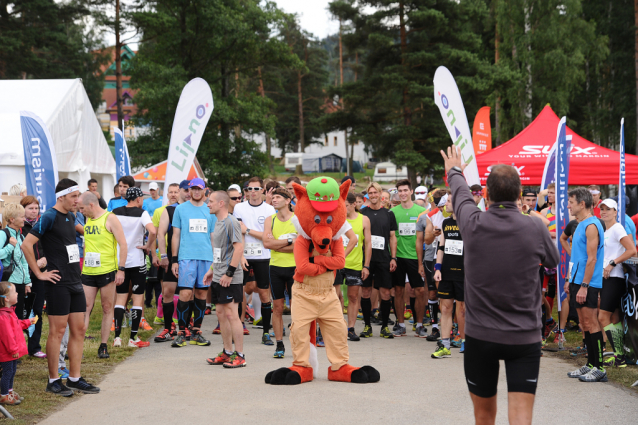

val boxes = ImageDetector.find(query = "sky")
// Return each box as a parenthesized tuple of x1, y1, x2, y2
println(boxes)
(271, 0, 338, 39)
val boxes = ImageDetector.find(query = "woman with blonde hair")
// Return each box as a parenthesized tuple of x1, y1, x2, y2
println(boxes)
(0, 203, 31, 322)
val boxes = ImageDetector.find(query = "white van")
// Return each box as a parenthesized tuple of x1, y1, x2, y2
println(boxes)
(284, 153, 304, 172)
(373, 162, 408, 182)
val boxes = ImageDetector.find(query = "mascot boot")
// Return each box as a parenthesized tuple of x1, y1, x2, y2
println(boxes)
(265, 177, 380, 385)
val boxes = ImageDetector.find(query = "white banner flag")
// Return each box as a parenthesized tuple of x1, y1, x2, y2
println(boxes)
(163, 78, 214, 204)
(433, 66, 480, 186)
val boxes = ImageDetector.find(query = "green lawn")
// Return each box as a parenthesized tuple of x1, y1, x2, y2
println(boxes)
(3, 295, 158, 424)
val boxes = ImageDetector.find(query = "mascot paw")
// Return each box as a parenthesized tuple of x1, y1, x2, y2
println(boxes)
(265, 367, 291, 385)
(359, 366, 380, 383)
(265, 366, 313, 385)
(328, 364, 380, 383)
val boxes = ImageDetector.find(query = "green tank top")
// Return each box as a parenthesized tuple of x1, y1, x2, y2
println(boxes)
(345, 213, 364, 271)
(270, 213, 297, 268)
(82, 212, 118, 275)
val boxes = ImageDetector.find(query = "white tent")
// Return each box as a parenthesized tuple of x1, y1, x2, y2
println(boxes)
(0, 79, 115, 199)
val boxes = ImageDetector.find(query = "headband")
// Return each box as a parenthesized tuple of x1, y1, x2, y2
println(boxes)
(589, 189, 600, 195)
(56, 186, 80, 198)
(0, 295, 5, 298)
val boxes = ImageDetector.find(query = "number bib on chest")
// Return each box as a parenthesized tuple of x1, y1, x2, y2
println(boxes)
(244, 242, 263, 256)
(343, 234, 359, 248)
(444, 239, 463, 256)
(84, 252, 101, 268)
(213, 248, 221, 263)
(398, 222, 416, 236)
(189, 219, 207, 233)
(66, 245, 80, 263)
(371, 235, 385, 250)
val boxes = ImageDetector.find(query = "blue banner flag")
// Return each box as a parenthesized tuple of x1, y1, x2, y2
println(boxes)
(114, 127, 131, 181)
(619, 118, 626, 227)
(20, 111, 59, 212)
(555, 118, 572, 310)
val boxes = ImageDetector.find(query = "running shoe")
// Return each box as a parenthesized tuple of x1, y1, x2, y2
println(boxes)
(0, 393, 21, 405)
(212, 323, 221, 334)
(223, 352, 247, 368)
(451, 334, 462, 348)
(190, 331, 211, 346)
(129, 338, 151, 348)
(392, 326, 406, 337)
(252, 317, 263, 329)
(578, 367, 608, 382)
(58, 367, 70, 379)
(171, 332, 188, 347)
(359, 325, 373, 338)
(604, 355, 627, 368)
(9, 390, 23, 402)
(153, 316, 164, 325)
(404, 309, 412, 320)
(317, 337, 325, 347)
(357, 311, 363, 320)
(570, 346, 587, 357)
(415, 326, 428, 338)
(273, 346, 285, 359)
(113, 337, 122, 347)
(412, 323, 416, 332)
(45, 379, 73, 397)
(207, 351, 231, 365)
(544, 318, 557, 339)
(426, 328, 441, 341)
(243, 323, 250, 335)
(184, 328, 192, 341)
(154, 329, 173, 342)
(204, 307, 212, 315)
(392, 323, 400, 332)
(343, 307, 348, 315)
(140, 318, 153, 331)
(245, 305, 255, 322)
(348, 328, 360, 341)
(262, 333, 274, 346)
(84, 334, 95, 340)
(380, 327, 394, 339)
(567, 365, 592, 378)
(66, 377, 100, 394)
(431, 346, 451, 359)
(98, 345, 110, 359)
(460, 341, 465, 353)
(30, 351, 47, 359)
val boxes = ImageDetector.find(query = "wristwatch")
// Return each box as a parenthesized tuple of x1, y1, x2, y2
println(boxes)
(287, 237, 293, 246)
(118, 266, 125, 272)
(450, 166, 463, 173)
(609, 260, 617, 267)
(581, 283, 589, 288)
(391, 257, 397, 261)
(246, 228, 251, 235)
(225, 269, 235, 277)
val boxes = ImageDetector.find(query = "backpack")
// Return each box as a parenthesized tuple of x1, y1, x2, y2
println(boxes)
(1, 228, 15, 281)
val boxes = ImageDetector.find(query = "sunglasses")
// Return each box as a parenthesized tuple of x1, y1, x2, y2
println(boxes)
(415, 191, 426, 195)
(472, 191, 483, 196)
(229, 196, 242, 201)
(245, 187, 262, 191)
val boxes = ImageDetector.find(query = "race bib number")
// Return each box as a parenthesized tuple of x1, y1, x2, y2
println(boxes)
(66, 244, 80, 263)
(343, 234, 359, 248)
(244, 242, 263, 256)
(371, 235, 385, 250)
(277, 233, 297, 241)
(213, 248, 221, 263)
(84, 252, 101, 268)
(189, 219, 207, 233)
(444, 239, 463, 256)
(398, 222, 416, 236)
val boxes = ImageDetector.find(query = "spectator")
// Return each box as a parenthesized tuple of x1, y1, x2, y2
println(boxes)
(470, 184, 483, 206)
(87, 179, 107, 209)
(143, 182, 163, 217)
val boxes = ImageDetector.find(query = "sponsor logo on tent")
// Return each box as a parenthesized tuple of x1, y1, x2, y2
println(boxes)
(515, 145, 608, 157)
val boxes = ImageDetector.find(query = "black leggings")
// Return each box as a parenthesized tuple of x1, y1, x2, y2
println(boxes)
(464, 334, 541, 398)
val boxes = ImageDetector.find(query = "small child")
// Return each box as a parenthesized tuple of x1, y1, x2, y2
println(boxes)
(0, 282, 37, 405)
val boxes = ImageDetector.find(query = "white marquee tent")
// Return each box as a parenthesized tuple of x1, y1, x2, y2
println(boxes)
(0, 79, 115, 199)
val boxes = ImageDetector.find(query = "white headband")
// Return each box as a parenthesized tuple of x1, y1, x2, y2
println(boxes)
(56, 186, 80, 198)
(589, 189, 600, 195)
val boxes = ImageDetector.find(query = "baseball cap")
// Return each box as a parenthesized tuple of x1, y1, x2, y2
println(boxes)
(126, 187, 144, 202)
(149, 182, 159, 191)
(179, 180, 191, 190)
(522, 188, 537, 197)
(228, 184, 242, 193)
(307, 177, 340, 212)
(414, 185, 427, 200)
(189, 178, 205, 189)
(601, 199, 617, 210)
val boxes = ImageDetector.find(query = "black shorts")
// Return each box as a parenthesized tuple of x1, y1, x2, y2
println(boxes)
(437, 280, 464, 302)
(600, 277, 625, 313)
(343, 269, 363, 286)
(81, 272, 116, 289)
(333, 269, 343, 286)
(270, 266, 295, 300)
(570, 282, 600, 309)
(212, 283, 244, 305)
(45, 283, 86, 316)
(157, 262, 178, 283)
(423, 260, 436, 291)
(243, 259, 269, 289)
(392, 257, 424, 288)
(116, 266, 147, 295)
(464, 335, 541, 398)
(362, 261, 392, 289)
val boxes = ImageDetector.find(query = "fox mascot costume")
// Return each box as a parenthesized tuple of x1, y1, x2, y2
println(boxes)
(265, 177, 380, 385)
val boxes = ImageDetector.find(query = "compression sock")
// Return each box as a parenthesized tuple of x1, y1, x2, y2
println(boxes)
(129, 306, 142, 341)
(163, 301, 174, 331)
(361, 297, 372, 326)
(173, 295, 179, 320)
(252, 294, 262, 321)
(276, 340, 284, 349)
(590, 331, 604, 369)
(613, 322, 625, 356)
(409, 297, 416, 314)
(380, 299, 392, 328)
(189, 300, 195, 319)
(157, 294, 164, 319)
(176, 300, 190, 332)
(238, 302, 243, 320)
(193, 298, 206, 329)
(114, 305, 125, 338)
(429, 300, 439, 326)
(261, 303, 272, 335)
(390, 297, 397, 320)
(546, 296, 554, 314)
(584, 331, 592, 366)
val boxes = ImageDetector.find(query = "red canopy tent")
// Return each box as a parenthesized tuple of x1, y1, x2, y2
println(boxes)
(476, 105, 638, 186)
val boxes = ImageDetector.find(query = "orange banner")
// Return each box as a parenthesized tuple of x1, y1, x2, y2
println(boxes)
(472, 106, 492, 155)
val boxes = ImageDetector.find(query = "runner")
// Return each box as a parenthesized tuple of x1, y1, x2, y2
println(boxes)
(111, 187, 156, 349)
(78, 192, 128, 359)
(171, 178, 216, 348)
(21, 179, 100, 396)
(540, 183, 557, 238)
(142, 182, 163, 218)
(359, 182, 397, 339)
(204, 191, 246, 368)
(424, 191, 447, 340)
(565, 187, 607, 382)
(521, 188, 538, 212)
(390, 179, 426, 337)
(416, 200, 436, 339)
(588, 185, 603, 217)
(470, 185, 483, 206)
(431, 193, 466, 357)
(598, 199, 636, 368)
(233, 177, 276, 346)
(262, 188, 297, 357)
(107, 176, 134, 212)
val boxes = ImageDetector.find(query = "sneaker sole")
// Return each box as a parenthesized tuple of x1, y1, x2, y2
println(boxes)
(190, 341, 211, 346)
(579, 376, 608, 382)
(431, 355, 451, 359)
(171, 343, 187, 347)
(223, 362, 247, 368)
(68, 387, 100, 394)
(207, 360, 226, 365)
(154, 337, 173, 342)
(45, 388, 74, 397)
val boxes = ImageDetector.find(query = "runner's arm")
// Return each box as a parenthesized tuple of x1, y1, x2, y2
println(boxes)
(616, 235, 637, 264)
(157, 209, 169, 257)
(107, 214, 128, 269)
(343, 229, 357, 257)
(540, 219, 559, 268)
(423, 217, 435, 245)
(362, 216, 372, 269)
(75, 224, 84, 235)
(390, 231, 397, 258)
(559, 232, 571, 257)
(171, 228, 181, 260)
(436, 233, 445, 265)
(416, 231, 424, 265)
(262, 216, 289, 251)
(529, 210, 550, 227)
(581, 224, 599, 284)
(144, 223, 157, 255)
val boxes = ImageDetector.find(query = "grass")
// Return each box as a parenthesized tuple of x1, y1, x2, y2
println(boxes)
(2, 294, 158, 424)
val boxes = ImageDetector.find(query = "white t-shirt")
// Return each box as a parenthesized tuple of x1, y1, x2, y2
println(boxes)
(604, 222, 629, 279)
(233, 201, 276, 260)
(113, 206, 152, 268)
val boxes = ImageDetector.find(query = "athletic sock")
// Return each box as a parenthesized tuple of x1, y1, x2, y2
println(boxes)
(361, 297, 372, 326)
(163, 302, 174, 331)
(613, 322, 625, 356)
(431, 300, 439, 325)
(442, 338, 450, 349)
(584, 331, 592, 367)
(176, 300, 190, 332)
(276, 340, 284, 349)
(590, 331, 604, 369)
(130, 306, 143, 341)
(189, 300, 195, 319)
(409, 297, 416, 313)
(252, 294, 262, 320)
(206, 303, 211, 308)
(390, 296, 397, 320)
(157, 294, 164, 318)
(238, 302, 242, 320)
(114, 305, 125, 338)
(261, 303, 272, 334)
(380, 299, 391, 328)
(193, 298, 206, 329)
(399, 322, 405, 328)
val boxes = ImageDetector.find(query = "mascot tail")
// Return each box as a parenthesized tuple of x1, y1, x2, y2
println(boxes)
(309, 320, 319, 378)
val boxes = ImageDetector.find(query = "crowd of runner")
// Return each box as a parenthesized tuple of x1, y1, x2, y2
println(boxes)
(0, 170, 635, 406)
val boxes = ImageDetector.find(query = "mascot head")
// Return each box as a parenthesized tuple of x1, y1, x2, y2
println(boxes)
(292, 177, 351, 254)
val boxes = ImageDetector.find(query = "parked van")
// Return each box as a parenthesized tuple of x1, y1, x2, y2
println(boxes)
(284, 153, 304, 172)
(373, 162, 408, 182)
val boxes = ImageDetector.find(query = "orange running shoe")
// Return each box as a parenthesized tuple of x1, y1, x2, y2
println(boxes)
(223, 352, 246, 368)
(243, 323, 250, 335)
(128, 338, 151, 348)
(140, 318, 153, 331)
(154, 329, 173, 342)
(213, 323, 221, 334)
(207, 351, 231, 365)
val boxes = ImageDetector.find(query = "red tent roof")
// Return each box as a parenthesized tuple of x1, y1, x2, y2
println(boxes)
(476, 105, 637, 185)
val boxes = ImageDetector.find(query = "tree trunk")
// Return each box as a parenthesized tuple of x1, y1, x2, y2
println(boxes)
(115, 0, 124, 132)
(635, 0, 638, 153)
(523, 2, 532, 124)
(258, 67, 274, 175)
(296, 69, 305, 176)
(494, 1, 501, 146)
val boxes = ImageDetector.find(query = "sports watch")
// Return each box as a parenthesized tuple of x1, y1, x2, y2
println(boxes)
(246, 228, 251, 235)
(287, 237, 293, 246)
(118, 266, 126, 272)
(450, 166, 463, 173)
(609, 260, 616, 267)
(581, 283, 590, 288)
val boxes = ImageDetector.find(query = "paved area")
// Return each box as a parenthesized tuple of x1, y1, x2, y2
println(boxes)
(40, 314, 638, 424)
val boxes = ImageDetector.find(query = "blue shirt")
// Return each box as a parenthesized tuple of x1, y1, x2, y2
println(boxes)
(172, 201, 217, 261)
(74, 212, 85, 257)
(107, 197, 128, 212)
(624, 214, 636, 245)
(143, 197, 163, 218)
(571, 216, 604, 289)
